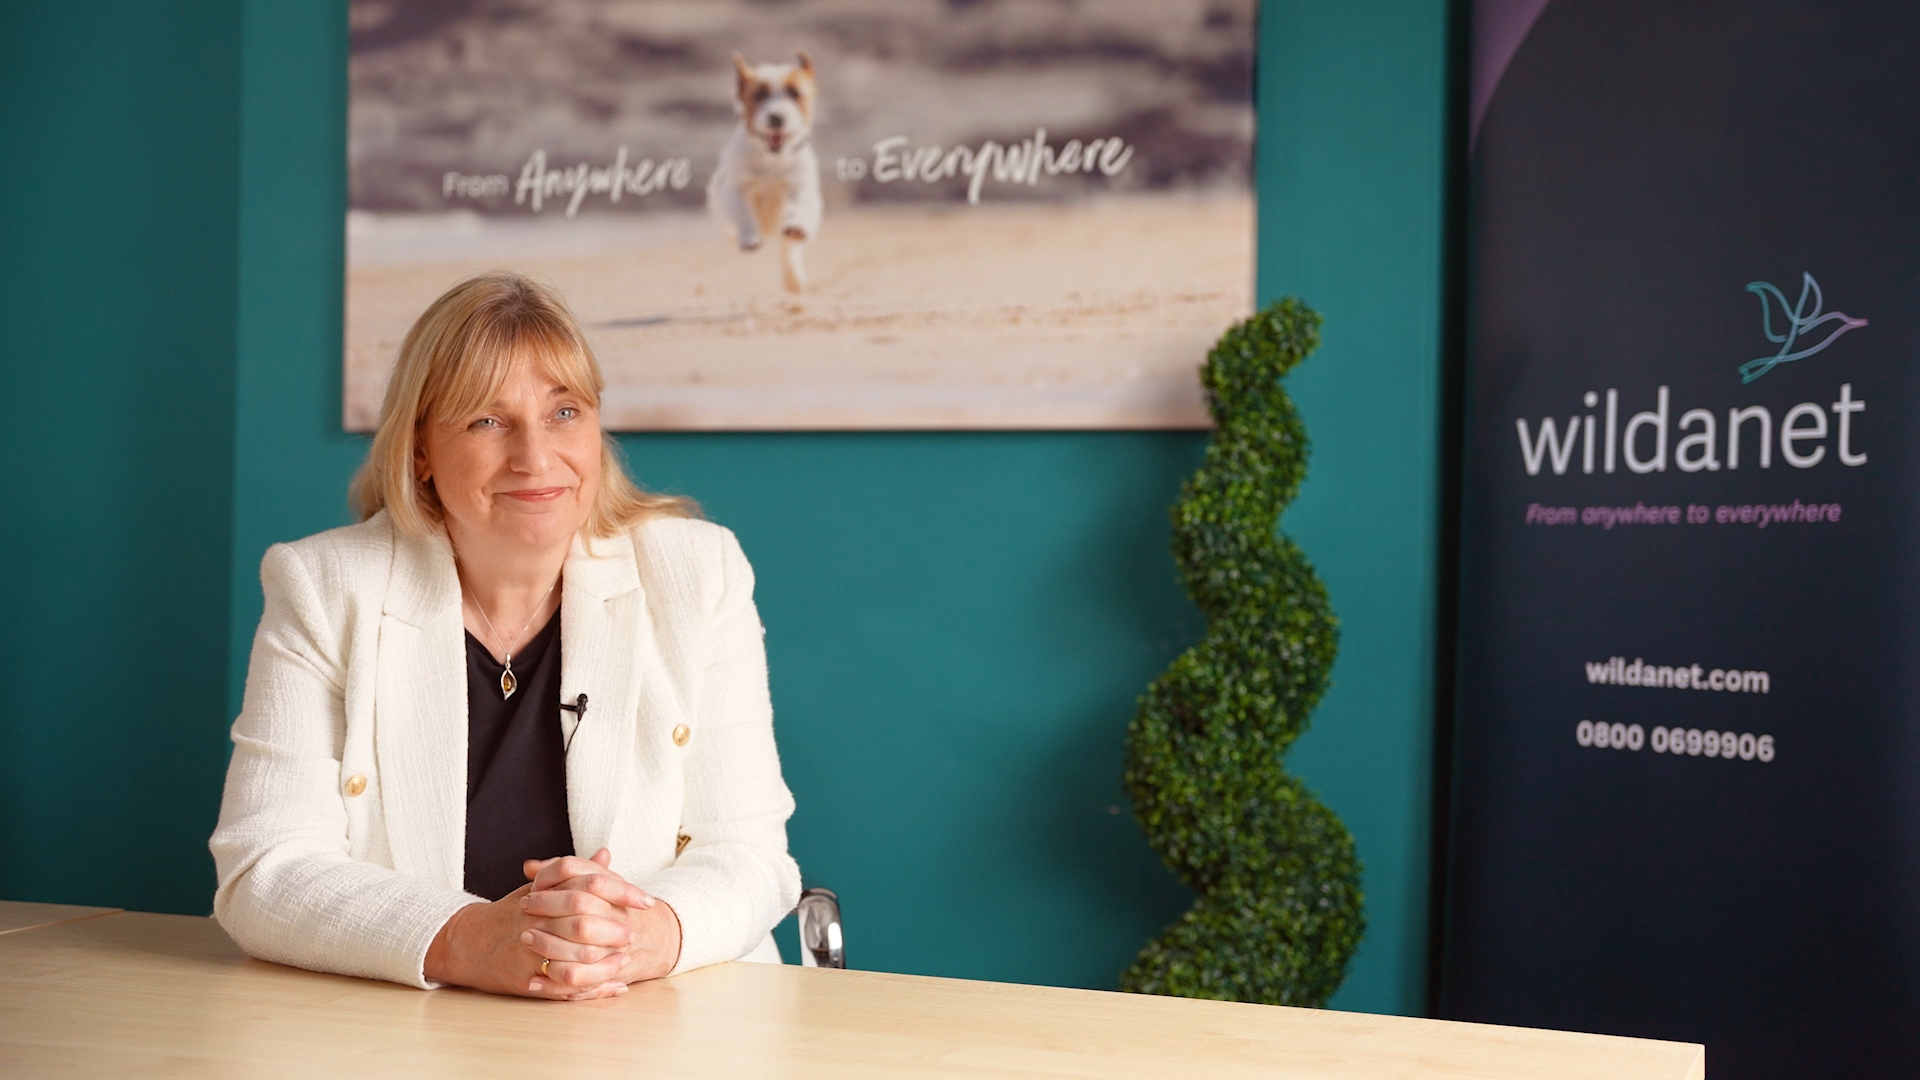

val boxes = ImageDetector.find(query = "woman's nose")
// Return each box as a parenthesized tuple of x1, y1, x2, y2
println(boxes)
(506, 424, 554, 471)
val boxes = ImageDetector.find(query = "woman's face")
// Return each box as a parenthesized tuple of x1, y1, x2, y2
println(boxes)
(418, 359, 602, 556)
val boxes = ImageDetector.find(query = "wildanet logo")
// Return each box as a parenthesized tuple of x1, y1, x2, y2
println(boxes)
(1740, 272, 1867, 384)
(1513, 273, 1869, 477)
(1514, 383, 1866, 476)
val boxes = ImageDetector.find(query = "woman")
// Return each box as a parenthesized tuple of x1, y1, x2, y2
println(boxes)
(210, 272, 799, 1000)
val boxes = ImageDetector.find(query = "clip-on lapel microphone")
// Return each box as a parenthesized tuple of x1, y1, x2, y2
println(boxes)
(560, 693, 589, 751)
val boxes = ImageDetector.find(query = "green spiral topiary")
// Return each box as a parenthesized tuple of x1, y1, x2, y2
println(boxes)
(1121, 297, 1364, 1005)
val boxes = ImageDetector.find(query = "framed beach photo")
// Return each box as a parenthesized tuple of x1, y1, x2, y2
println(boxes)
(345, 0, 1257, 430)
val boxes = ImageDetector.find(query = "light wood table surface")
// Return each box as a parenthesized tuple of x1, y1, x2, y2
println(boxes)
(0, 911, 1704, 1078)
(0, 899, 120, 936)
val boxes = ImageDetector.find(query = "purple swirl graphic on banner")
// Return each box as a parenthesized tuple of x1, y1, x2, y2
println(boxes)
(1471, 0, 1554, 149)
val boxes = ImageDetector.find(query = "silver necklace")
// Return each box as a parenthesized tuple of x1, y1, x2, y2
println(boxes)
(465, 579, 557, 700)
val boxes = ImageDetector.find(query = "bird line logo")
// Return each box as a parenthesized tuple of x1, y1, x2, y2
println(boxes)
(1740, 272, 1866, 384)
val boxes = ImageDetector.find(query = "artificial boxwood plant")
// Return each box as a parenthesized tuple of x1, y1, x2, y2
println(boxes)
(1121, 298, 1364, 1006)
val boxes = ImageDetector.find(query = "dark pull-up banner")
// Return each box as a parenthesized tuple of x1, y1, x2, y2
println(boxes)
(1445, 2, 1920, 1076)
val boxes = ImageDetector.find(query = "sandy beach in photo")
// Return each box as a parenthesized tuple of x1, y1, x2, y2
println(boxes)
(346, 193, 1250, 430)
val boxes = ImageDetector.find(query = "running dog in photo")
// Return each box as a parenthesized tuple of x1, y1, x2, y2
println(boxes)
(707, 51, 823, 294)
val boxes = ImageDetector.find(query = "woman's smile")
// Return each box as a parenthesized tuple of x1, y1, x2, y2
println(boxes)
(499, 486, 570, 503)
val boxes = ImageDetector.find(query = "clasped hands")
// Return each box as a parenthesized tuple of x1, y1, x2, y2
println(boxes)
(425, 848, 682, 1001)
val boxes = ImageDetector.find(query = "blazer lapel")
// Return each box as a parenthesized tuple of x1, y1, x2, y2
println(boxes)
(560, 531, 644, 856)
(374, 522, 470, 891)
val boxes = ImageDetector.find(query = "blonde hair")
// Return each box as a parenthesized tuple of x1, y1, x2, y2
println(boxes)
(350, 271, 698, 537)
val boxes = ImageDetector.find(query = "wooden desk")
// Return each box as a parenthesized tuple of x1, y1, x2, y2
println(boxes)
(0, 899, 119, 936)
(0, 911, 1704, 1078)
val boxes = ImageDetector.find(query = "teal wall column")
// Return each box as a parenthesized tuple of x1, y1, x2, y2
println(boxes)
(1257, 1, 1449, 1014)
(0, 2, 243, 913)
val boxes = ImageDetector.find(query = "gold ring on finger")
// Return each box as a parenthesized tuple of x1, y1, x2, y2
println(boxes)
(540, 957, 551, 977)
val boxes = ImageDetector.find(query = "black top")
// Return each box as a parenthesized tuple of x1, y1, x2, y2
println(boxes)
(462, 609, 573, 900)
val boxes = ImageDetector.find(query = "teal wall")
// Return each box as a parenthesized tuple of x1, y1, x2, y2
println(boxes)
(6, 1, 1448, 1017)
(1257, 3, 1450, 1011)
(0, 2, 243, 915)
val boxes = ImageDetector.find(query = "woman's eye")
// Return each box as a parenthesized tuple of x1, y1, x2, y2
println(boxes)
(555, 406, 580, 421)
(470, 417, 501, 431)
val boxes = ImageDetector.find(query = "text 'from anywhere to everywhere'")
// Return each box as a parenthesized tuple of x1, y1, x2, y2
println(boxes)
(1525, 500, 1840, 529)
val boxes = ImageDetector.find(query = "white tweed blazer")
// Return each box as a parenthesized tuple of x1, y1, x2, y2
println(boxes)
(209, 510, 801, 988)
